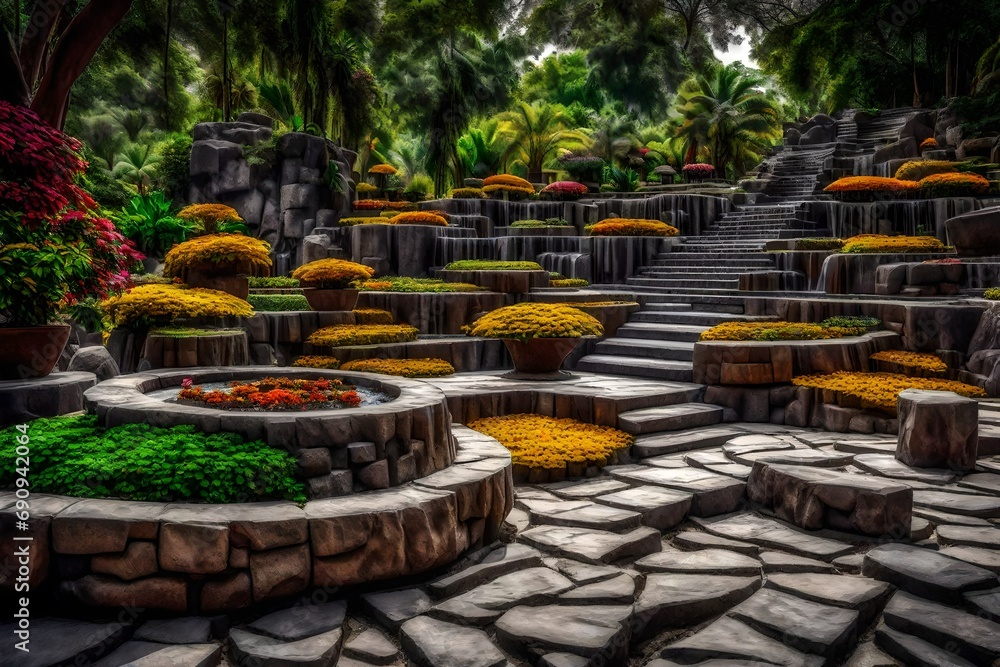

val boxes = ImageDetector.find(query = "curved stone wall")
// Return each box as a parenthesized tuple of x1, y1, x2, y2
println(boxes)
(0, 427, 512, 612)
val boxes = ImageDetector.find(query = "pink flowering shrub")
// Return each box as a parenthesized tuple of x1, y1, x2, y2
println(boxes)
(540, 181, 589, 200)
(682, 163, 715, 177)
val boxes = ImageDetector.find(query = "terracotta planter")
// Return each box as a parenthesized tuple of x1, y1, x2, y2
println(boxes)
(502, 337, 580, 374)
(0, 324, 71, 380)
(303, 288, 359, 312)
(186, 269, 249, 300)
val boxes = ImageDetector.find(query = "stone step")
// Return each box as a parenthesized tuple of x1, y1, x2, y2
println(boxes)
(618, 404, 724, 435)
(692, 513, 855, 562)
(862, 543, 998, 604)
(517, 498, 643, 534)
(641, 266, 770, 275)
(880, 591, 1000, 665)
(625, 278, 740, 289)
(608, 466, 745, 516)
(658, 616, 824, 667)
(574, 355, 694, 382)
(595, 338, 695, 362)
(517, 524, 662, 564)
(764, 573, 892, 629)
(616, 322, 708, 342)
(632, 426, 747, 458)
(874, 624, 979, 667)
(630, 311, 769, 326)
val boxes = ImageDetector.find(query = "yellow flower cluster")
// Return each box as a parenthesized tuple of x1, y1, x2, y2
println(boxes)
(452, 187, 486, 199)
(839, 234, 948, 254)
(340, 358, 455, 377)
(163, 233, 272, 278)
(469, 414, 633, 470)
(291, 356, 341, 369)
(307, 324, 419, 347)
(483, 184, 535, 198)
(292, 259, 375, 289)
(792, 372, 985, 414)
(562, 301, 640, 308)
(369, 164, 398, 175)
(339, 217, 391, 227)
(551, 278, 590, 288)
(870, 350, 947, 373)
(468, 303, 603, 341)
(895, 160, 958, 181)
(177, 204, 243, 226)
(700, 321, 867, 341)
(102, 284, 253, 328)
(353, 308, 395, 325)
(586, 219, 679, 237)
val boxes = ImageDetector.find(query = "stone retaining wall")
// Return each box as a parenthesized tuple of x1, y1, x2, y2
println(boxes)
(356, 292, 510, 335)
(0, 372, 97, 426)
(0, 427, 512, 613)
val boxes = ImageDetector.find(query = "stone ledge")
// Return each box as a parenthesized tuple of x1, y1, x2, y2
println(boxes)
(0, 426, 512, 612)
(436, 270, 551, 295)
(0, 371, 97, 426)
(356, 291, 511, 335)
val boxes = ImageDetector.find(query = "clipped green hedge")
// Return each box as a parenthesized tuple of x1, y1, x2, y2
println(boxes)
(247, 294, 311, 311)
(819, 316, 881, 329)
(511, 218, 571, 228)
(0, 416, 306, 504)
(248, 276, 300, 288)
(444, 260, 543, 271)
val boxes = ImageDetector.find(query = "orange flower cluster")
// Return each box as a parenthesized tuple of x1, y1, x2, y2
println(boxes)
(452, 187, 486, 199)
(354, 199, 392, 211)
(353, 308, 395, 325)
(163, 233, 272, 277)
(586, 219, 679, 237)
(484, 174, 533, 189)
(388, 211, 449, 226)
(368, 164, 398, 175)
(919, 172, 991, 196)
(177, 377, 361, 411)
(824, 177, 921, 193)
(920, 138, 939, 149)
(177, 204, 242, 225)
(292, 259, 375, 289)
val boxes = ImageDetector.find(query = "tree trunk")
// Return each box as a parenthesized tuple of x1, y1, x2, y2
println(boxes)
(163, 0, 172, 129)
(911, 36, 921, 108)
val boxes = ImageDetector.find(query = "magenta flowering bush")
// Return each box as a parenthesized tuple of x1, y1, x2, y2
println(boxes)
(540, 181, 589, 200)
(682, 163, 715, 176)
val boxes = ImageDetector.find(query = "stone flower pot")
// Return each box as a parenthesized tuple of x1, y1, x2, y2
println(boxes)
(0, 324, 71, 380)
(502, 337, 581, 375)
(185, 268, 249, 300)
(303, 288, 360, 312)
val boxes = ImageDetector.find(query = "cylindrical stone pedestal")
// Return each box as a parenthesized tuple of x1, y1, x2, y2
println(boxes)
(896, 389, 978, 471)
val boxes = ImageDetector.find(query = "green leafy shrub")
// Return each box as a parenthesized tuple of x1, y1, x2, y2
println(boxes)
(794, 238, 845, 251)
(154, 135, 193, 203)
(956, 161, 1000, 176)
(444, 260, 543, 271)
(819, 316, 881, 329)
(248, 277, 300, 288)
(511, 218, 571, 228)
(551, 278, 590, 287)
(247, 294, 311, 311)
(0, 416, 306, 504)
(985, 288, 1000, 300)
(113, 192, 194, 258)
(81, 159, 132, 211)
(358, 277, 483, 293)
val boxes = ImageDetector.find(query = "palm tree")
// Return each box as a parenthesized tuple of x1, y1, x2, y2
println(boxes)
(113, 144, 162, 195)
(587, 113, 639, 167)
(675, 64, 781, 179)
(388, 133, 431, 186)
(76, 114, 127, 169)
(496, 102, 590, 181)
(457, 119, 505, 179)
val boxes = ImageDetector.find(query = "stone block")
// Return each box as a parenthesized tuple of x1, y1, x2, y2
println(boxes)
(298, 448, 333, 477)
(159, 523, 229, 574)
(67, 346, 120, 381)
(302, 234, 331, 264)
(875, 263, 908, 295)
(65, 574, 188, 612)
(896, 390, 978, 471)
(249, 543, 310, 601)
(237, 112, 274, 128)
(281, 183, 321, 210)
(874, 137, 918, 164)
(359, 460, 391, 489)
(91, 541, 158, 581)
(946, 206, 1000, 257)
(201, 572, 252, 612)
(907, 262, 943, 286)
(189, 139, 242, 176)
(307, 470, 353, 499)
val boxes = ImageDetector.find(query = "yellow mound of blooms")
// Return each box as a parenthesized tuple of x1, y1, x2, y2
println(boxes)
(468, 303, 604, 341)
(307, 324, 419, 347)
(870, 350, 947, 373)
(586, 219, 679, 237)
(164, 233, 272, 278)
(102, 284, 253, 328)
(839, 234, 948, 254)
(469, 414, 633, 470)
(291, 356, 341, 369)
(894, 160, 958, 181)
(700, 321, 867, 342)
(353, 308, 395, 325)
(292, 259, 375, 289)
(177, 203, 243, 226)
(340, 358, 455, 378)
(792, 372, 985, 414)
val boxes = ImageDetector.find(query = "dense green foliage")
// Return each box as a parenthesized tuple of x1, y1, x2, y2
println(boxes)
(444, 260, 544, 271)
(0, 416, 307, 504)
(247, 294, 311, 311)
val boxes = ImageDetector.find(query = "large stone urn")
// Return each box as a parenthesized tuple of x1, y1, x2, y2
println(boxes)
(502, 337, 581, 375)
(302, 288, 360, 312)
(0, 325, 71, 380)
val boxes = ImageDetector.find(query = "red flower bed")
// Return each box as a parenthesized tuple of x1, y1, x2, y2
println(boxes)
(682, 163, 715, 176)
(540, 181, 589, 199)
(178, 377, 362, 411)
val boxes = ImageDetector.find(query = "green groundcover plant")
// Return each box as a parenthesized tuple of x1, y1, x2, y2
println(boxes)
(444, 260, 543, 271)
(248, 294, 311, 311)
(0, 415, 306, 504)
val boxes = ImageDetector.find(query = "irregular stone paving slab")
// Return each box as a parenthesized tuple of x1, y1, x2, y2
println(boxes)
(853, 454, 957, 485)
(875, 623, 976, 667)
(939, 545, 1000, 573)
(504, 507, 530, 534)
(936, 525, 1000, 549)
(247, 601, 347, 641)
(966, 588, 1000, 617)
(912, 507, 992, 527)
(684, 451, 754, 479)
(643, 455, 698, 469)
(863, 543, 998, 604)
(428, 598, 501, 627)
(834, 441, 898, 455)
(445, 567, 574, 611)
(400, 616, 506, 667)
(542, 478, 630, 498)
(957, 472, 1000, 495)
(92, 640, 170, 667)
(632, 426, 747, 458)
(343, 628, 398, 665)
(122, 644, 221, 667)
(759, 551, 834, 574)
(518, 525, 661, 564)
(658, 616, 824, 667)
(764, 573, 892, 628)
(133, 617, 212, 644)
(608, 466, 745, 516)
(977, 456, 1000, 474)
(361, 589, 433, 630)
(648, 661, 777, 667)
(634, 547, 761, 576)
(428, 544, 542, 598)
(546, 558, 621, 585)
(673, 530, 759, 555)
(228, 627, 343, 667)
(842, 640, 899, 667)
(518, 498, 642, 533)
(691, 513, 854, 561)
(728, 587, 860, 659)
(633, 574, 761, 640)
(912, 489, 1000, 517)
(539, 653, 589, 667)
(881, 591, 1000, 665)
(0, 618, 129, 667)
(618, 403, 723, 435)
(559, 572, 636, 604)
(832, 553, 865, 574)
(722, 435, 799, 456)
(494, 605, 632, 662)
(594, 485, 693, 531)
(731, 448, 855, 468)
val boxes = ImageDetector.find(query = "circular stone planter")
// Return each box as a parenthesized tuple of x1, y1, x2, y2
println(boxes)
(302, 288, 359, 312)
(437, 269, 550, 295)
(141, 330, 249, 369)
(502, 337, 582, 377)
(84, 367, 457, 495)
(0, 324, 71, 380)
(0, 425, 512, 613)
(186, 269, 250, 300)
